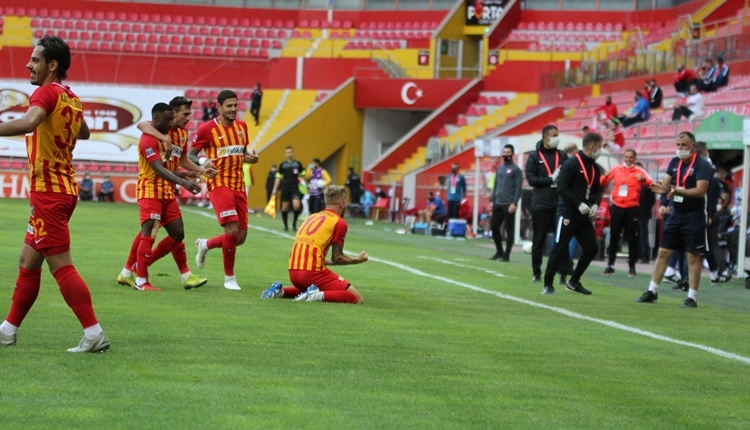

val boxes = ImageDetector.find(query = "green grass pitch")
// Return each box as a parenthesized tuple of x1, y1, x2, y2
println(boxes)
(0, 198, 749, 429)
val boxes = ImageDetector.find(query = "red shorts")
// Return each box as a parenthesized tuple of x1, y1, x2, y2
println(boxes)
(24, 192, 77, 256)
(209, 186, 248, 230)
(289, 269, 350, 292)
(138, 198, 182, 226)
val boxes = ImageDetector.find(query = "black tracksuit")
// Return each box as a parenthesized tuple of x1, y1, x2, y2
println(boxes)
(544, 150, 603, 286)
(638, 184, 655, 262)
(525, 140, 569, 277)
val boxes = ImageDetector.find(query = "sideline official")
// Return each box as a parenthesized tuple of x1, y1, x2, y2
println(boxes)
(489, 144, 522, 262)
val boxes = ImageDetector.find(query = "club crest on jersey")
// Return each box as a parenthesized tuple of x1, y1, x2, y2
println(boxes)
(145, 147, 155, 157)
(217, 145, 244, 158)
(563, 219, 570, 226)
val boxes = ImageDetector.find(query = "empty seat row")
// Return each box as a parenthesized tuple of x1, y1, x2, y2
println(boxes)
(357, 21, 439, 30)
(344, 40, 404, 50)
(528, 43, 589, 52)
(518, 21, 624, 32)
(298, 19, 353, 29)
(36, 30, 283, 49)
(5, 7, 296, 28)
(352, 30, 432, 40)
(67, 41, 270, 58)
(509, 32, 620, 43)
(476, 95, 508, 105)
(32, 20, 290, 39)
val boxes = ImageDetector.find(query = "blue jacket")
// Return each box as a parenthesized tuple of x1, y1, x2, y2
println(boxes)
(631, 98, 650, 121)
(446, 173, 467, 202)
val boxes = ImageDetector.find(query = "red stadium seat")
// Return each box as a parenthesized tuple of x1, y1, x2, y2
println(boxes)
(207, 17, 216, 26)
(332, 21, 342, 29)
(272, 40, 282, 49)
(299, 19, 309, 28)
(139, 13, 149, 23)
(193, 36, 203, 45)
(173, 15, 182, 24)
(225, 47, 235, 56)
(180, 46, 190, 55)
(205, 37, 215, 46)
(50, 9, 61, 18)
(144, 24, 154, 33)
(248, 49, 258, 58)
(191, 46, 201, 55)
(159, 45, 169, 54)
(184, 16, 194, 25)
(229, 18, 238, 27)
(39, 9, 49, 18)
(69, 31, 78, 40)
(209, 90, 219, 99)
(285, 20, 295, 29)
(123, 43, 134, 53)
(126, 165, 138, 174)
(216, 37, 226, 46)
(262, 19, 272, 28)
(239, 39, 249, 47)
(273, 20, 283, 28)
(250, 39, 260, 48)
(256, 29, 265, 38)
(261, 39, 270, 48)
(258, 49, 268, 58)
(210, 27, 219, 36)
(111, 42, 122, 52)
(226, 38, 237, 47)
(236, 48, 247, 57)
(33, 29, 44, 39)
(213, 47, 224, 56)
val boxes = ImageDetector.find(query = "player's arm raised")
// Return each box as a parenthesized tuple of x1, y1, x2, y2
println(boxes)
(149, 158, 201, 194)
(137, 121, 173, 154)
(329, 244, 368, 266)
(0, 106, 47, 136)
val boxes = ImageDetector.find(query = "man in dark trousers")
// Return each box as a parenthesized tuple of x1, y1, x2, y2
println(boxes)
(489, 144, 522, 262)
(525, 125, 569, 282)
(446, 163, 467, 219)
(636, 132, 712, 308)
(265, 164, 277, 203)
(636, 162, 656, 264)
(543, 133, 604, 295)
(346, 167, 362, 204)
(250, 83, 263, 126)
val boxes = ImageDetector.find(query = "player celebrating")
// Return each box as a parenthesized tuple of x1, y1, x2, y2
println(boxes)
(117, 97, 216, 290)
(189, 90, 258, 291)
(270, 146, 305, 232)
(261, 185, 368, 304)
(0, 36, 109, 352)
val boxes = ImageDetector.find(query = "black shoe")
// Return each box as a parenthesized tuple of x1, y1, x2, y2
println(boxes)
(559, 275, 567, 285)
(532, 275, 541, 283)
(499, 256, 510, 262)
(629, 268, 637, 277)
(636, 290, 658, 303)
(681, 298, 698, 308)
(663, 274, 681, 284)
(489, 253, 501, 260)
(602, 266, 615, 275)
(672, 281, 688, 291)
(566, 281, 592, 295)
(710, 274, 731, 285)
(283, 227, 289, 232)
(542, 285, 555, 294)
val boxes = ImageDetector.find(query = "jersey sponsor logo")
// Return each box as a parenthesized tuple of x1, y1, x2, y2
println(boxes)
(150, 213, 162, 220)
(170, 146, 183, 158)
(220, 210, 238, 218)
(217, 145, 244, 158)
(145, 147, 155, 157)
(34, 237, 45, 244)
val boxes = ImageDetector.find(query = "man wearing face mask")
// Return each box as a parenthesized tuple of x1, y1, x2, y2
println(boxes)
(79, 173, 94, 201)
(542, 133, 604, 295)
(696, 142, 731, 284)
(594, 96, 618, 125)
(489, 145, 522, 261)
(637, 132, 713, 308)
(525, 126, 570, 282)
(600, 149, 653, 277)
(446, 163, 467, 219)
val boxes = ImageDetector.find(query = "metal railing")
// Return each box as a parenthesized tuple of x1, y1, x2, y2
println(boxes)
(354, 66, 482, 79)
(105, 0, 453, 11)
(540, 31, 750, 91)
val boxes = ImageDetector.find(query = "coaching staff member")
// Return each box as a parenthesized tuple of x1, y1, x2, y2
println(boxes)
(636, 132, 712, 308)
(600, 149, 652, 277)
(542, 133, 604, 295)
(525, 125, 569, 282)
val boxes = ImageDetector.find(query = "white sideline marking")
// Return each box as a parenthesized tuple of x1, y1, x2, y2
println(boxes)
(182, 208, 750, 365)
(417, 256, 516, 279)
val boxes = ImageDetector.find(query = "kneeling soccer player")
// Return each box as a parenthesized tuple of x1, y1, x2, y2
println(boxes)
(261, 185, 367, 304)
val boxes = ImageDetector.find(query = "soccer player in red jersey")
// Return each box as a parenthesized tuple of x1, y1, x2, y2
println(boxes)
(189, 90, 259, 291)
(0, 36, 109, 352)
(117, 96, 216, 290)
(261, 185, 368, 304)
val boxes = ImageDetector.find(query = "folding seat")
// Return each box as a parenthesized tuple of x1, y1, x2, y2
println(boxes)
(225, 47, 235, 56)
(191, 46, 201, 55)
(302, 30, 311, 38)
(80, 31, 90, 41)
(159, 35, 168, 44)
(210, 27, 219, 36)
(86, 41, 99, 51)
(123, 43, 134, 52)
(250, 39, 260, 48)
(565, 22, 575, 31)
(144, 24, 154, 33)
(58, 31, 68, 39)
(273, 20, 283, 28)
(343, 21, 352, 29)
(74, 41, 85, 50)
(258, 49, 268, 58)
(181, 46, 191, 55)
(219, 17, 228, 26)
(216, 37, 226, 47)
(261, 39, 271, 48)
(204, 37, 215, 46)
(229, 18, 238, 27)
(128, 13, 138, 21)
(556, 22, 565, 31)
(195, 16, 205, 25)
(111, 42, 122, 51)
(135, 44, 145, 53)
(236, 48, 247, 57)
(138, 34, 147, 43)
(181, 35, 191, 45)
(31, 18, 41, 27)
(272, 40, 282, 49)
(256, 28, 265, 38)
(193, 36, 203, 45)
(213, 47, 225, 56)
(132, 23, 142, 33)
(207, 17, 216, 26)
(614, 23, 623, 32)
(165, 45, 175, 54)
(186, 89, 198, 99)
(69, 31, 78, 40)
(239, 39, 249, 47)
(139, 13, 149, 23)
(528, 22, 537, 30)
(185, 16, 194, 25)
(118, 22, 129, 32)
(266, 29, 276, 38)
(221, 27, 231, 37)
(277, 30, 287, 38)
(92, 11, 104, 20)
(248, 49, 258, 58)
(39, 9, 50, 18)
(33, 29, 44, 39)
(263, 19, 272, 28)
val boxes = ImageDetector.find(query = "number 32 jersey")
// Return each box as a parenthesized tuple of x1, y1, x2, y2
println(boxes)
(289, 209, 348, 272)
(26, 82, 84, 196)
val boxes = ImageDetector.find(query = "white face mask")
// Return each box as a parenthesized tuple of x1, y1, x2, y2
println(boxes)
(548, 137, 560, 148)
(591, 149, 601, 161)
(676, 149, 692, 159)
(716, 204, 723, 212)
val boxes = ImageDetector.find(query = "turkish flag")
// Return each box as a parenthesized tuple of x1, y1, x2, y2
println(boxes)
(355, 79, 471, 110)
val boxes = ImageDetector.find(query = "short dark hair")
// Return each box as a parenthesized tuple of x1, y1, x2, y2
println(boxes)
(312, 158, 321, 165)
(37, 36, 71, 80)
(679, 131, 696, 143)
(582, 132, 603, 149)
(624, 148, 637, 157)
(285, 146, 294, 151)
(696, 141, 708, 152)
(634, 91, 642, 98)
(217, 90, 238, 106)
(169, 96, 192, 110)
(717, 56, 724, 63)
(542, 125, 558, 138)
(151, 102, 172, 115)
(503, 144, 514, 154)
(582, 126, 590, 131)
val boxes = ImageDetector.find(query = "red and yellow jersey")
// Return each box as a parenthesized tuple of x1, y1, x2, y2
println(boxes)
(136, 134, 175, 200)
(288, 209, 348, 272)
(165, 127, 189, 172)
(26, 82, 84, 195)
(192, 118, 248, 193)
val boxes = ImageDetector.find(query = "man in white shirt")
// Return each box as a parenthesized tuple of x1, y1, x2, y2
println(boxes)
(672, 84, 703, 121)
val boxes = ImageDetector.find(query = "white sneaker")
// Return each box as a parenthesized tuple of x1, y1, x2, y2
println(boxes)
(67, 331, 110, 353)
(0, 331, 17, 346)
(294, 285, 324, 302)
(195, 238, 208, 269)
(224, 276, 241, 291)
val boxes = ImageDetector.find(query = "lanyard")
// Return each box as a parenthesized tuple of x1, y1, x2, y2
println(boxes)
(450, 173, 459, 188)
(676, 153, 697, 189)
(538, 150, 559, 176)
(575, 153, 595, 188)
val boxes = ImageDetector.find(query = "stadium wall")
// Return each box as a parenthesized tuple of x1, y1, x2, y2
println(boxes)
(0, 170, 140, 203)
(249, 78, 363, 208)
(483, 60, 569, 92)
(518, 0, 706, 25)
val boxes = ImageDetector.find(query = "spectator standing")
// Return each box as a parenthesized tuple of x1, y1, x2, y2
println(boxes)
(672, 83, 704, 121)
(98, 175, 114, 202)
(636, 162, 656, 263)
(617, 91, 650, 128)
(446, 163, 467, 219)
(79, 173, 94, 201)
(636, 132, 712, 308)
(489, 144, 522, 262)
(674, 64, 699, 94)
(250, 83, 263, 126)
(542, 133, 604, 295)
(265, 164, 277, 203)
(601, 149, 653, 277)
(346, 167, 362, 204)
(306, 158, 331, 214)
(525, 125, 569, 282)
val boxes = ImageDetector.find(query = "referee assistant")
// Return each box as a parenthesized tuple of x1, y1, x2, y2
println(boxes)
(542, 133, 604, 295)
(600, 149, 652, 277)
